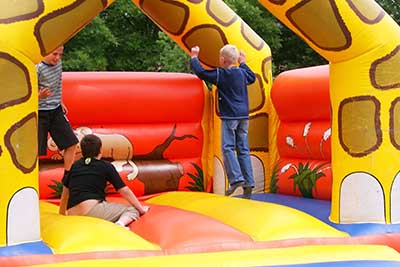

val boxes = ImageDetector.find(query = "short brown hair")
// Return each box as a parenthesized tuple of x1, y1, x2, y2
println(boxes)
(80, 134, 102, 158)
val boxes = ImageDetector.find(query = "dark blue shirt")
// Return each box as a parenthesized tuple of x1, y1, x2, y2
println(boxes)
(191, 57, 256, 119)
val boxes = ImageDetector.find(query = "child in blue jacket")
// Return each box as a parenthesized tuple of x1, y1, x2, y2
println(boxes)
(191, 44, 256, 199)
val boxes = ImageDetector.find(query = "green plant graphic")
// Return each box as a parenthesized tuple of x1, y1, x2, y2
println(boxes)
(185, 162, 205, 192)
(48, 179, 63, 199)
(270, 163, 280, 193)
(288, 162, 328, 198)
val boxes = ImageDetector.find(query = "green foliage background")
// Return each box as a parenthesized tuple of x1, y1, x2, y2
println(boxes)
(63, 0, 399, 76)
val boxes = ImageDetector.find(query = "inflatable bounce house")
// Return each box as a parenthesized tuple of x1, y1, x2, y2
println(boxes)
(1, 0, 400, 266)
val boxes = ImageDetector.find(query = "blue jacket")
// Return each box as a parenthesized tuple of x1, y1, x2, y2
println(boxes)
(191, 57, 256, 119)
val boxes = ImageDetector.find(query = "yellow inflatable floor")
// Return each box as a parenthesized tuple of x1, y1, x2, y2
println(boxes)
(19, 192, 399, 267)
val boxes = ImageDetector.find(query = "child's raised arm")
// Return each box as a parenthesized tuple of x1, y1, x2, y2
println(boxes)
(238, 50, 246, 64)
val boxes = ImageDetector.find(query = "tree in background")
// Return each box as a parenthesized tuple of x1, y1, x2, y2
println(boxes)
(379, 0, 399, 23)
(63, 0, 399, 76)
(64, 0, 161, 71)
(156, 32, 192, 73)
(63, 17, 117, 71)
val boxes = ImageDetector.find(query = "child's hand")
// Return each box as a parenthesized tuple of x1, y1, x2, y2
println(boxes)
(39, 87, 53, 99)
(238, 50, 246, 64)
(61, 102, 68, 115)
(139, 205, 150, 215)
(191, 46, 200, 58)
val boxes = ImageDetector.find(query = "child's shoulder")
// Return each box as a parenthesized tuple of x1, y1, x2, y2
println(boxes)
(98, 159, 114, 168)
(36, 61, 46, 70)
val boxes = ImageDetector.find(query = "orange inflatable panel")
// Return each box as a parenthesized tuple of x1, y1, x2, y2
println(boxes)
(39, 72, 209, 198)
(62, 72, 205, 125)
(277, 121, 331, 160)
(271, 65, 330, 122)
(129, 204, 252, 252)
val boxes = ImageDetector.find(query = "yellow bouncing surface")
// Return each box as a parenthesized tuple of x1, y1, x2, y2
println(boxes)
(146, 192, 348, 242)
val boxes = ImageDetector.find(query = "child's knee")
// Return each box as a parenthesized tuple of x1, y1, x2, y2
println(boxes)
(123, 207, 139, 221)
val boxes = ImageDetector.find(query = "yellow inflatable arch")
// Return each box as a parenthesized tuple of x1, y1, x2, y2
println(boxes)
(259, 0, 400, 223)
(0, 0, 399, 250)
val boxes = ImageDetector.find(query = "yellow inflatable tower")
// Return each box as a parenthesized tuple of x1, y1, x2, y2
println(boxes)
(259, 0, 400, 223)
(0, 0, 113, 246)
(131, 0, 275, 196)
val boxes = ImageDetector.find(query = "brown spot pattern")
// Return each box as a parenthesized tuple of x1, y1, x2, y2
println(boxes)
(0, 0, 44, 24)
(370, 45, 400, 90)
(140, 0, 189, 35)
(0, 53, 31, 110)
(338, 96, 382, 157)
(287, 0, 352, 51)
(183, 25, 227, 68)
(5, 113, 38, 174)
(206, 0, 237, 27)
(241, 22, 265, 51)
(248, 74, 265, 113)
(268, 0, 287, 4)
(389, 98, 400, 150)
(346, 0, 385, 24)
(34, 0, 107, 56)
(249, 113, 269, 152)
(262, 56, 272, 84)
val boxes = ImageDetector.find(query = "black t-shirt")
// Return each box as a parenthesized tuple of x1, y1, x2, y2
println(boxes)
(62, 158, 126, 209)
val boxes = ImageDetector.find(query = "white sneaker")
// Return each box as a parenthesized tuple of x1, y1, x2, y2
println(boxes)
(115, 221, 129, 230)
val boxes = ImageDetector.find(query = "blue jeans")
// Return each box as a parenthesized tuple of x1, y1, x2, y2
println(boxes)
(221, 119, 254, 187)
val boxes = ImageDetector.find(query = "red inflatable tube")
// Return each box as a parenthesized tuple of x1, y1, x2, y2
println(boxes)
(271, 65, 330, 122)
(62, 72, 205, 125)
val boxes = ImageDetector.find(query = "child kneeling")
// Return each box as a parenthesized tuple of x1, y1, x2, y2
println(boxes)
(59, 134, 149, 227)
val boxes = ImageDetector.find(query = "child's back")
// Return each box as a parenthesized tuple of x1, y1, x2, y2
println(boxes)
(214, 66, 253, 119)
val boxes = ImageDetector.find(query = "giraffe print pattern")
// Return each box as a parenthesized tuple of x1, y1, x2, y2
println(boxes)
(183, 25, 228, 67)
(132, 0, 272, 195)
(0, 1, 44, 24)
(34, 0, 107, 56)
(338, 96, 381, 157)
(346, 0, 385, 24)
(286, 0, 352, 51)
(260, 0, 400, 223)
(0, 53, 32, 109)
(370, 45, 400, 90)
(206, 0, 238, 27)
(390, 97, 400, 149)
(0, 0, 113, 246)
(139, 0, 189, 35)
(4, 113, 38, 174)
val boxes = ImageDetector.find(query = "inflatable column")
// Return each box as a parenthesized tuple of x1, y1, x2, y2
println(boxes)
(0, 0, 113, 247)
(131, 0, 277, 195)
(259, 0, 400, 223)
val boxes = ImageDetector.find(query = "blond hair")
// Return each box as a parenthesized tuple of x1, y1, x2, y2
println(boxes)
(220, 44, 239, 65)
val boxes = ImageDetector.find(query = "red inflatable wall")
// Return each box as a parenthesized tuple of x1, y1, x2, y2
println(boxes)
(39, 72, 209, 199)
(271, 65, 332, 200)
